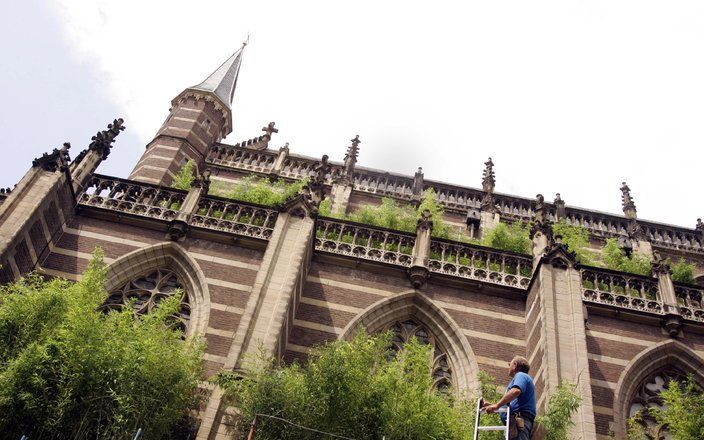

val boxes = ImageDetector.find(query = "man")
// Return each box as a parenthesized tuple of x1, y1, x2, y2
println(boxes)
(483, 356, 536, 440)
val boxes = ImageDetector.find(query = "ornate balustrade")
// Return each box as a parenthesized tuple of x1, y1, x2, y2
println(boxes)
(674, 282, 704, 322)
(352, 169, 416, 200)
(428, 239, 532, 289)
(189, 196, 278, 240)
(641, 222, 703, 253)
(314, 218, 416, 267)
(280, 156, 343, 182)
(580, 267, 663, 314)
(78, 175, 186, 221)
(205, 142, 704, 254)
(206, 144, 278, 173)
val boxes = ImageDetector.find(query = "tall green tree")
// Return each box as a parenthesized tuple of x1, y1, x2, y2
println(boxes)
(0, 250, 204, 439)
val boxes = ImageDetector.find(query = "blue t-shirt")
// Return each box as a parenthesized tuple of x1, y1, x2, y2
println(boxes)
(500, 372, 536, 422)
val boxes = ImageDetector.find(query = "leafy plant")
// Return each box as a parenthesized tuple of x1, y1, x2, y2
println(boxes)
(551, 220, 596, 265)
(536, 382, 582, 440)
(0, 249, 204, 439)
(480, 222, 531, 254)
(670, 257, 696, 284)
(171, 159, 196, 190)
(323, 189, 472, 241)
(627, 375, 704, 440)
(602, 238, 652, 276)
(216, 331, 475, 440)
(209, 175, 307, 207)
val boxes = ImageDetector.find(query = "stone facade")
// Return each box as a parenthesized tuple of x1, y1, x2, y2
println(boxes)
(2, 49, 704, 440)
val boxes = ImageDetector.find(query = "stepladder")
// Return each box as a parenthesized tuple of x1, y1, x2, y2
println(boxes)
(473, 398, 511, 440)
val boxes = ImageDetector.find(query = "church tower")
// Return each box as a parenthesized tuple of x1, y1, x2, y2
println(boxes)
(129, 44, 245, 185)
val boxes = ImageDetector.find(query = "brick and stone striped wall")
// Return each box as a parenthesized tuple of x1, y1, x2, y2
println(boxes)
(586, 313, 704, 437)
(284, 260, 526, 387)
(39, 215, 264, 379)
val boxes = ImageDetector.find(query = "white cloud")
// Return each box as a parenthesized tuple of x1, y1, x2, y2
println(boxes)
(50, 0, 704, 227)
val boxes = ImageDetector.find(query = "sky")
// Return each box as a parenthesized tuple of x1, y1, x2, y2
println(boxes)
(1, 0, 703, 228)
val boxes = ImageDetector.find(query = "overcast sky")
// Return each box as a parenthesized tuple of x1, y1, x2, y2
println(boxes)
(2, 1, 703, 228)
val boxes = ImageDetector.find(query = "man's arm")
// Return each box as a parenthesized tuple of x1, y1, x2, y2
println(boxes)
(484, 387, 521, 414)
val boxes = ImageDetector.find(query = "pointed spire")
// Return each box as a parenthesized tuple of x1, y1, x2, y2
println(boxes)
(480, 157, 497, 212)
(339, 135, 360, 183)
(189, 40, 247, 108)
(482, 157, 495, 193)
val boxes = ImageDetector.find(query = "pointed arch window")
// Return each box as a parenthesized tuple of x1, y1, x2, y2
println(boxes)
(386, 318, 454, 391)
(628, 367, 688, 439)
(103, 268, 191, 332)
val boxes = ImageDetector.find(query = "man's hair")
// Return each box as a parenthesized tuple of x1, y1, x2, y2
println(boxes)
(512, 356, 530, 374)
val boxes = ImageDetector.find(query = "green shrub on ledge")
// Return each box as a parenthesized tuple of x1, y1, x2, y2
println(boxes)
(319, 189, 464, 241)
(479, 222, 531, 255)
(669, 257, 696, 284)
(171, 159, 196, 190)
(551, 220, 596, 265)
(209, 175, 307, 207)
(602, 238, 652, 276)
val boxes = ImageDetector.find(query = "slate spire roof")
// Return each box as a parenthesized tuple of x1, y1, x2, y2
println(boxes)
(189, 41, 246, 108)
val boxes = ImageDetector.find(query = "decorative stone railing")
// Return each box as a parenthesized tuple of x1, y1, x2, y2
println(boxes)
(205, 143, 704, 254)
(78, 175, 187, 221)
(641, 222, 703, 253)
(189, 196, 278, 240)
(428, 239, 533, 289)
(279, 157, 344, 182)
(580, 267, 664, 314)
(314, 218, 416, 267)
(352, 169, 417, 200)
(206, 145, 278, 174)
(674, 282, 704, 322)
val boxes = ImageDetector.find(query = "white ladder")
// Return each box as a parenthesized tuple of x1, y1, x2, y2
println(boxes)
(473, 398, 511, 440)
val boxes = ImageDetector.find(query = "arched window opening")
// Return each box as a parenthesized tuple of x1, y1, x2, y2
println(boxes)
(103, 268, 191, 332)
(386, 318, 454, 392)
(628, 368, 688, 440)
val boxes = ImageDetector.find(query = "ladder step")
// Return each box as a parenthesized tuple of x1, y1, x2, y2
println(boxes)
(477, 426, 507, 431)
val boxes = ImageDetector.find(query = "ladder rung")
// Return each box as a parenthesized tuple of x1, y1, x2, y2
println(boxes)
(477, 426, 507, 431)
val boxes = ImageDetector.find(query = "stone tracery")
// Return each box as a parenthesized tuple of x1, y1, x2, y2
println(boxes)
(386, 318, 454, 391)
(103, 268, 191, 332)
(628, 368, 688, 440)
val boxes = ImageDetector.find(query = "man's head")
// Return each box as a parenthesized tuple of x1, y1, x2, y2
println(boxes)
(508, 356, 530, 377)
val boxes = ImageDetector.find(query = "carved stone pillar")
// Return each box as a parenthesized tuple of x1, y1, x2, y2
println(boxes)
(530, 194, 552, 267)
(652, 255, 683, 337)
(198, 155, 329, 440)
(479, 210, 500, 238)
(329, 183, 352, 215)
(408, 209, 432, 288)
(71, 118, 125, 194)
(167, 170, 210, 241)
(553, 193, 566, 221)
(196, 198, 316, 440)
(528, 244, 597, 439)
(0, 145, 74, 282)
(412, 167, 424, 202)
(270, 142, 289, 178)
(620, 182, 653, 259)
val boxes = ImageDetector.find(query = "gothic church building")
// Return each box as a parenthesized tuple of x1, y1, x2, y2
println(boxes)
(1, 45, 703, 439)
